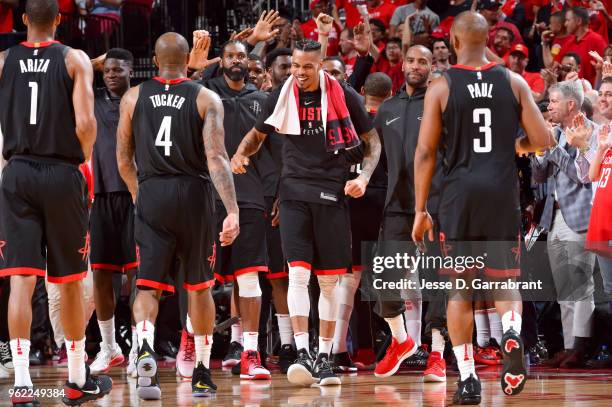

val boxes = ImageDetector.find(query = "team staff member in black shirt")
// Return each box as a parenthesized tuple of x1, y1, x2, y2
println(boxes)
(232, 39, 381, 387)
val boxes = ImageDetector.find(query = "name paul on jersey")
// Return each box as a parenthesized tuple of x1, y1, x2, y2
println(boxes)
(149, 93, 186, 110)
(19, 59, 50, 73)
(467, 82, 493, 99)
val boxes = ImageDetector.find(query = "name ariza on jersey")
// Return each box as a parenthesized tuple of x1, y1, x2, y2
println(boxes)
(19, 58, 50, 73)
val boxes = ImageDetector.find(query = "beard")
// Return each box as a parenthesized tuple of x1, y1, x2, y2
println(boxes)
(225, 65, 247, 81)
(406, 72, 428, 88)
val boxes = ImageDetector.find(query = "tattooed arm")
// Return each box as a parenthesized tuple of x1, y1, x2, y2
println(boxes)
(230, 127, 268, 174)
(344, 128, 381, 198)
(116, 85, 140, 202)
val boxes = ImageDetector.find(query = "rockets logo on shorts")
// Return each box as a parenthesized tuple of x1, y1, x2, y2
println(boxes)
(78, 232, 91, 261)
(503, 372, 525, 395)
(208, 242, 217, 271)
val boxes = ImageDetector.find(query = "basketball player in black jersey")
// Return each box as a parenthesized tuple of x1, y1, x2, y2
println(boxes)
(116, 32, 239, 400)
(0, 1, 112, 405)
(412, 12, 552, 404)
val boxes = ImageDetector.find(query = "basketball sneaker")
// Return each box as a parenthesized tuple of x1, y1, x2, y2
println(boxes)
(0, 340, 13, 369)
(279, 344, 297, 374)
(223, 341, 243, 368)
(136, 339, 161, 400)
(287, 348, 317, 386)
(176, 329, 195, 379)
(404, 345, 429, 369)
(62, 364, 113, 405)
(423, 351, 446, 382)
(192, 362, 217, 397)
(500, 328, 526, 396)
(313, 353, 341, 386)
(474, 343, 501, 365)
(374, 336, 417, 378)
(331, 352, 357, 373)
(11, 386, 40, 406)
(89, 343, 125, 373)
(240, 350, 270, 380)
(452, 374, 481, 405)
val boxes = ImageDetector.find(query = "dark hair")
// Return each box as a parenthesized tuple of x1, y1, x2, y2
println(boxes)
(323, 56, 346, 72)
(369, 19, 386, 33)
(550, 10, 565, 22)
(265, 47, 292, 70)
(26, 0, 58, 25)
(105, 48, 134, 65)
(432, 38, 449, 48)
(386, 37, 402, 47)
(602, 76, 612, 85)
(248, 53, 262, 62)
(220, 39, 247, 56)
(497, 26, 515, 42)
(563, 52, 581, 66)
(537, 100, 549, 113)
(571, 7, 590, 25)
(364, 72, 392, 98)
(294, 39, 322, 52)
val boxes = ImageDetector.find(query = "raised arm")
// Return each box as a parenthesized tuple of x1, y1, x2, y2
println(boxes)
(66, 48, 97, 160)
(116, 86, 140, 201)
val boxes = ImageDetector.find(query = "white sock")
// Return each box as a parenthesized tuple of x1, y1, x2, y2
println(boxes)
(487, 308, 503, 344)
(130, 326, 138, 352)
(67, 338, 87, 388)
(194, 334, 213, 368)
(243, 332, 258, 352)
(276, 314, 293, 346)
(136, 320, 155, 350)
(319, 337, 333, 356)
(186, 314, 194, 335)
(453, 343, 477, 381)
(98, 317, 116, 350)
(501, 310, 522, 334)
(384, 315, 408, 344)
(294, 332, 309, 352)
(10, 339, 32, 387)
(431, 328, 445, 355)
(475, 309, 490, 347)
(403, 300, 422, 347)
(332, 316, 350, 353)
(231, 320, 243, 345)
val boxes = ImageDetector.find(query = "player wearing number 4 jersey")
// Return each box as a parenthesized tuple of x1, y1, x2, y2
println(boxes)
(0, 1, 112, 405)
(412, 11, 552, 405)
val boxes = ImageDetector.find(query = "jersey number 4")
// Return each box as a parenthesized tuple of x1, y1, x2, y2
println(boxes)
(155, 116, 173, 156)
(472, 108, 492, 153)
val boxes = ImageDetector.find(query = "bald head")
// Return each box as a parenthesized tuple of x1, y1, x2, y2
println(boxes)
(406, 45, 433, 62)
(451, 11, 489, 48)
(154, 32, 190, 67)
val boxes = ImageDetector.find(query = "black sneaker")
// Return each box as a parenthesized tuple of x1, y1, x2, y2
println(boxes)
(192, 362, 217, 397)
(136, 339, 161, 400)
(331, 352, 357, 373)
(500, 328, 526, 396)
(279, 344, 297, 374)
(403, 345, 429, 369)
(312, 353, 341, 386)
(222, 341, 243, 367)
(157, 339, 178, 360)
(62, 365, 112, 405)
(452, 374, 481, 405)
(287, 348, 316, 386)
(231, 361, 241, 375)
(0, 340, 13, 369)
(11, 386, 40, 406)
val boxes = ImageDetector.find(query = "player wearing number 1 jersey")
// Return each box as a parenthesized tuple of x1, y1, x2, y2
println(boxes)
(412, 11, 551, 405)
(0, 1, 113, 406)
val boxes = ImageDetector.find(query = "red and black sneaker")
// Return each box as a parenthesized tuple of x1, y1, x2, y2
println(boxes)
(62, 365, 112, 405)
(11, 386, 41, 407)
(500, 328, 526, 396)
(374, 336, 417, 378)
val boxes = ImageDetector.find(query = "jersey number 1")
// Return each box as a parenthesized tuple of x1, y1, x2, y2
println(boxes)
(28, 82, 38, 125)
(473, 108, 492, 153)
(155, 116, 173, 156)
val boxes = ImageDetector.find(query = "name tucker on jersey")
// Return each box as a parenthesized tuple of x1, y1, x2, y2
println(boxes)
(19, 59, 50, 73)
(467, 82, 493, 99)
(149, 93, 186, 109)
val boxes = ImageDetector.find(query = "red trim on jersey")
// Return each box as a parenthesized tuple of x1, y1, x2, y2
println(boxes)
(266, 271, 289, 280)
(47, 271, 87, 284)
(153, 76, 190, 85)
(214, 272, 225, 283)
(136, 278, 175, 293)
(234, 265, 269, 276)
(452, 62, 498, 71)
(183, 279, 215, 291)
(484, 267, 521, 278)
(0, 267, 46, 278)
(123, 261, 139, 271)
(314, 268, 347, 276)
(352, 265, 365, 272)
(21, 40, 60, 48)
(288, 261, 312, 270)
(91, 263, 123, 272)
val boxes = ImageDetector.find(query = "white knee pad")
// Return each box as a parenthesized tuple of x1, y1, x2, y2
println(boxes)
(288, 266, 311, 317)
(338, 272, 360, 307)
(236, 272, 262, 298)
(318, 275, 339, 321)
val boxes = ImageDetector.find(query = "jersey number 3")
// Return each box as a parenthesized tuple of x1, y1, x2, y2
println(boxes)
(155, 116, 173, 156)
(472, 108, 492, 153)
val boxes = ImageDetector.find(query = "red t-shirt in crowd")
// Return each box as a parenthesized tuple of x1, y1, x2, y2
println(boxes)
(586, 148, 612, 257)
(336, 0, 399, 28)
(301, 18, 343, 57)
(336, 0, 362, 28)
(367, 1, 397, 27)
(550, 34, 573, 61)
(556, 29, 607, 85)
(373, 57, 405, 94)
(523, 71, 545, 93)
(58, 0, 76, 13)
(342, 55, 357, 77)
(0, 5, 13, 33)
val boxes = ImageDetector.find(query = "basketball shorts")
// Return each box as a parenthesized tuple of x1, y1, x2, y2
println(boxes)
(264, 196, 287, 279)
(279, 200, 351, 275)
(0, 157, 89, 283)
(349, 188, 385, 272)
(135, 176, 215, 294)
(90, 192, 137, 273)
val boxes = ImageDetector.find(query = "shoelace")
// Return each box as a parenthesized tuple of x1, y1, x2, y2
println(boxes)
(317, 358, 333, 373)
(246, 351, 263, 368)
(0, 342, 10, 360)
(184, 336, 195, 362)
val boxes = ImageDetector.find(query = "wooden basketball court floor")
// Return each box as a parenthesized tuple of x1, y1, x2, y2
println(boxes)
(1, 361, 610, 406)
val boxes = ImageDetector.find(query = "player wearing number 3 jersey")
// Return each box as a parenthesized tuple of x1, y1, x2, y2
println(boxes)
(412, 11, 552, 405)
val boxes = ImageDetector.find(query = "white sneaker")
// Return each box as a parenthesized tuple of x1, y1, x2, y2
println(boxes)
(89, 343, 125, 374)
(0, 363, 8, 379)
(127, 340, 138, 378)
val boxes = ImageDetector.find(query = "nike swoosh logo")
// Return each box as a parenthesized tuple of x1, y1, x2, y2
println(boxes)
(82, 386, 100, 395)
(386, 117, 400, 125)
(195, 382, 211, 389)
(138, 351, 151, 360)
(417, 116, 422, 121)
(304, 101, 314, 105)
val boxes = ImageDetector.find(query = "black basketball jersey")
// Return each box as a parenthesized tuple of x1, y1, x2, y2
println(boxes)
(0, 41, 82, 164)
(132, 78, 209, 182)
